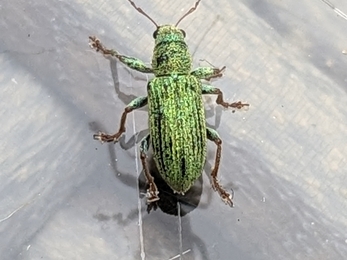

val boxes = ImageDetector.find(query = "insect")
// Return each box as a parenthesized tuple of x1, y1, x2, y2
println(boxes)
(89, 0, 249, 207)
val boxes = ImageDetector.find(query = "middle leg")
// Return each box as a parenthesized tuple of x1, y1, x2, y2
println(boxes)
(94, 96, 148, 143)
(202, 84, 249, 112)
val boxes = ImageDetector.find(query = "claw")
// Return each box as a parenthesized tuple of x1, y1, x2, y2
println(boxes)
(221, 193, 234, 208)
(212, 178, 234, 207)
(88, 36, 101, 51)
(88, 36, 118, 56)
(146, 189, 159, 204)
(93, 132, 105, 143)
(93, 132, 118, 143)
(145, 181, 160, 204)
(229, 101, 250, 113)
(229, 101, 249, 109)
(205, 66, 226, 81)
(219, 187, 234, 207)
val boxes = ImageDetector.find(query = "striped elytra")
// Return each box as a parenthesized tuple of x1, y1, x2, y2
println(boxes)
(148, 75, 207, 193)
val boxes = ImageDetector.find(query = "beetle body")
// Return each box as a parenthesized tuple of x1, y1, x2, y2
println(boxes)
(148, 25, 206, 193)
(90, 0, 249, 207)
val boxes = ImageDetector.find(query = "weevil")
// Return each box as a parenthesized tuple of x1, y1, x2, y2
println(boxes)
(90, 0, 249, 207)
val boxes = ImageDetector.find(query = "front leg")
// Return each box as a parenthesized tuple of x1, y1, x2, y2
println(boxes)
(89, 36, 153, 73)
(191, 66, 226, 80)
(94, 96, 148, 143)
(202, 84, 249, 112)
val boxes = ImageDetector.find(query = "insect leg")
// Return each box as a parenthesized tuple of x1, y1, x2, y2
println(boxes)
(94, 96, 148, 143)
(206, 127, 234, 207)
(139, 134, 159, 203)
(202, 84, 249, 112)
(191, 66, 225, 80)
(89, 36, 153, 73)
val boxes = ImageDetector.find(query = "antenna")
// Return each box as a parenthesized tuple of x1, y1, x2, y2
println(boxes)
(175, 0, 201, 26)
(127, 0, 158, 28)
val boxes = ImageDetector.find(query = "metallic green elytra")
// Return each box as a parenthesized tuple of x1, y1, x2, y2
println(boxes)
(89, 0, 249, 207)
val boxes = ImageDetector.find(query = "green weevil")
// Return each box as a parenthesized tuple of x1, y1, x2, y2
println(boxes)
(89, 0, 248, 207)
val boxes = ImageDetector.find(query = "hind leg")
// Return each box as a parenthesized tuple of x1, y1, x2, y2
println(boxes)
(207, 127, 234, 207)
(139, 134, 159, 204)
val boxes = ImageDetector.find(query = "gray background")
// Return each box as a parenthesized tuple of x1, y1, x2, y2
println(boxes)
(1, 0, 347, 259)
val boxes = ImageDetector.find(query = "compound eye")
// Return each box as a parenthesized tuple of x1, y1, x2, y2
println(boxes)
(180, 29, 186, 37)
(153, 29, 159, 39)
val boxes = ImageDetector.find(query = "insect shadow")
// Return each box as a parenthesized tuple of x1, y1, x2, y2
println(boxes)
(139, 156, 203, 216)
